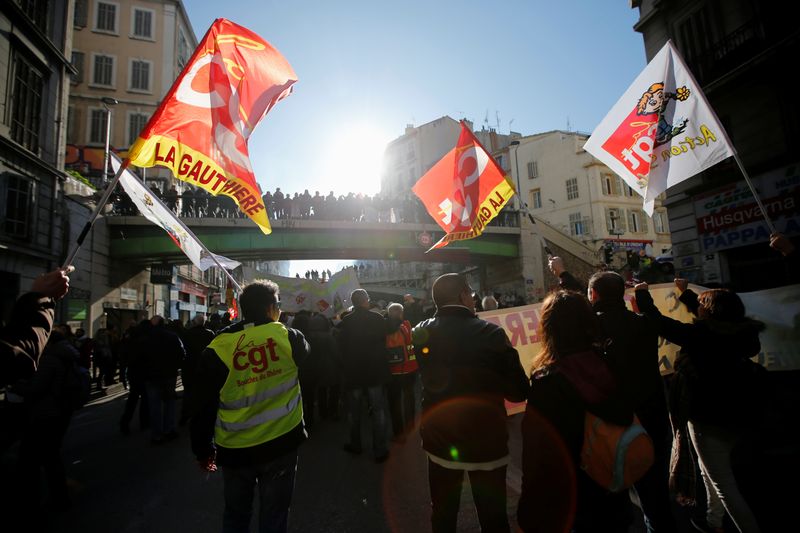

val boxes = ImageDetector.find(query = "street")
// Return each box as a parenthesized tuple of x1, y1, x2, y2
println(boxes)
(0, 384, 679, 533)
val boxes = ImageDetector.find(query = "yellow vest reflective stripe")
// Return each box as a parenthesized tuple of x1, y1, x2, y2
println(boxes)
(210, 321, 303, 449)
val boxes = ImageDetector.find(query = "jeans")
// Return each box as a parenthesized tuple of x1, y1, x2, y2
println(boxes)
(688, 421, 761, 533)
(387, 373, 417, 437)
(428, 460, 509, 533)
(146, 377, 177, 440)
(346, 385, 388, 457)
(221, 451, 298, 533)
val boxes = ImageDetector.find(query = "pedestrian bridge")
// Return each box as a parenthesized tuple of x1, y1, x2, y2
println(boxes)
(106, 216, 522, 264)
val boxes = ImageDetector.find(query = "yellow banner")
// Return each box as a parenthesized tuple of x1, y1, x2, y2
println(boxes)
(128, 135, 271, 234)
(432, 177, 515, 248)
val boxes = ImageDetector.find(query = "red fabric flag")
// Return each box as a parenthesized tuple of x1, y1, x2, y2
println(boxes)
(127, 19, 297, 234)
(412, 121, 515, 250)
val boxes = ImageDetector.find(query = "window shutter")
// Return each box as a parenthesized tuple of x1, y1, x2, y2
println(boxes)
(618, 209, 627, 231)
(74, 0, 88, 27)
(613, 176, 622, 196)
(605, 208, 613, 231)
(641, 211, 649, 233)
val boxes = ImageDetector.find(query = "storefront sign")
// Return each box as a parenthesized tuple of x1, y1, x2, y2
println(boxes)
(695, 164, 800, 252)
(150, 264, 174, 284)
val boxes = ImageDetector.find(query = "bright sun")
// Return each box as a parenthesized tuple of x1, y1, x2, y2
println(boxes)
(321, 123, 391, 196)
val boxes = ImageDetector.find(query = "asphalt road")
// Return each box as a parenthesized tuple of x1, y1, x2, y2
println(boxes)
(5, 386, 699, 533)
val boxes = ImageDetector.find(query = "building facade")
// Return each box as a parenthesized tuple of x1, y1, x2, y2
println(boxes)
(66, 0, 197, 191)
(507, 130, 672, 261)
(0, 0, 75, 322)
(631, 0, 800, 290)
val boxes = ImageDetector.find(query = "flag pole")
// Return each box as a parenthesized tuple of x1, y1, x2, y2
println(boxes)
(731, 150, 777, 234)
(62, 159, 131, 269)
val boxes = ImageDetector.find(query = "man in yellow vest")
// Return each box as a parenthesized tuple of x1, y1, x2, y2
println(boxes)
(189, 280, 309, 533)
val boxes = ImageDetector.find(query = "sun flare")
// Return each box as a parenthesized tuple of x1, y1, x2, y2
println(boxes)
(320, 123, 391, 196)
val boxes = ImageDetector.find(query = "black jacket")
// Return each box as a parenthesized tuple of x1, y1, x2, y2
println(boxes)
(335, 307, 390, 388)
(412, 306, 529, 464)
(635, 288, 765, 427)
(189, 319, 310, 466)
(181, 325, 215, 378)
(593, 299, 666, 420)
(518, 350, 632, 532)
(139, 325, 186, 381)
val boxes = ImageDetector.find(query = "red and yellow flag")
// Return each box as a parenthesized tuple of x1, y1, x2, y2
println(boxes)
(127, 19, 297, 234)
(412, 121, 515, 250)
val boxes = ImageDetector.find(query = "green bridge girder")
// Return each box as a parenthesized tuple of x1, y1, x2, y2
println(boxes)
(107, 217, 521, 264)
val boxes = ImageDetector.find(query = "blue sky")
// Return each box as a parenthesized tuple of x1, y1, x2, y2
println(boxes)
(183, 0, 645, 199)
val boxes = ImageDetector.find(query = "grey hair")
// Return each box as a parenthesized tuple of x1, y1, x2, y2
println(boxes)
(387, 302, 404, 313)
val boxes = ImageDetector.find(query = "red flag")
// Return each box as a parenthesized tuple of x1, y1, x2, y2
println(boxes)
(127, 19, 297, 234)
(412, 121, 515, 250)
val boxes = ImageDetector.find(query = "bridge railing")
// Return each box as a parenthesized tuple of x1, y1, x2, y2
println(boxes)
(106, 193, 521, 228)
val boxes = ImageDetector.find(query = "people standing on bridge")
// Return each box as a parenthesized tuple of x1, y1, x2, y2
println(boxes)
(189, 280, 309, 533)
(181, 187, 195, 217)
(385, 303, 418, 443)
(336, 289, 391, 462)
(165, 185, 178, 213)
(635, 280, 766, 533)
(549, 257, 676, 532)
(139, 316, 185, 444)
(412, 273, 529, 532)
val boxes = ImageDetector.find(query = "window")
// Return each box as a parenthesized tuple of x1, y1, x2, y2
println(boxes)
(566, 177, 579, 200)
(70, 51, 84, 84)
(66, 105, 79, 144)
(178, 29, 190, 69)
(495, 154, 505, 170)
(132, 8, 154, 39)
(9, 52, 44, 153)
(92, 54, 114, 87)
(602, 174, 620, 196)
(4, 175, 35, 239)
(128, 112, 148, 145)
(629, 210, 648, 233)
(527, 161, 538, 179)
(406, 144, 415, 161)
(569, 212, 586, 236)
(17, 0, 49, 31)
(95, 2, 117, 32)
(74, 0, 88, 27)
(624, 185, 635, 197)
(89, 108, 106, 144)
(130, 60, 151, 92)
(654, 211, 667, 233)
(606, 207, 625, 233)
(530, 189, 541, 209)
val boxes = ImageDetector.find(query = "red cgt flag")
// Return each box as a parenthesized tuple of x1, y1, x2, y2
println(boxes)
(127, 19, 297, 234)
(412, 121, 515, 250)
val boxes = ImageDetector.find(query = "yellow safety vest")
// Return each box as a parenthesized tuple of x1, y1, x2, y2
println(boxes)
(209, 321, 303, 449)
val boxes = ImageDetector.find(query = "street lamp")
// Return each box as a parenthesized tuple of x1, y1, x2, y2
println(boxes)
(101, 97, 118, 185)
(509, 140, 522, 210)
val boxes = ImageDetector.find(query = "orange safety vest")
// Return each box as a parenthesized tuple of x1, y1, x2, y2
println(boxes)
(386, 320, 417, 375)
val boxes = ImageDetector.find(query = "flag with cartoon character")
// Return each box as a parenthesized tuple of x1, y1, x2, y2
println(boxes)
(584, 40, 734, 214)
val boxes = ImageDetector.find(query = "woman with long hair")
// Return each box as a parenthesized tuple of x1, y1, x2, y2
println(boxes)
(517, 291, 633, 533)
(635, 280, 764, 533)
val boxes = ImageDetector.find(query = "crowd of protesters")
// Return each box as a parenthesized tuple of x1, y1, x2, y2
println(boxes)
(2, 255, 787, 533)
(110, 185, 520, 227)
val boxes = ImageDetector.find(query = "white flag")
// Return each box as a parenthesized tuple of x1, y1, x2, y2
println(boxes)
(112, 154, 241, 272)
(584, 41, 734, 214)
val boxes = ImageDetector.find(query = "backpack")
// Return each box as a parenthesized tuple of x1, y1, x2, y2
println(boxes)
(580, 412, 654, 492)
(62, 357, 92, 410)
